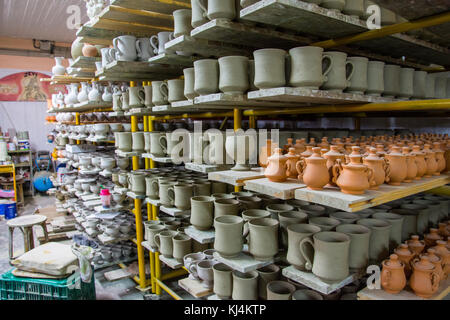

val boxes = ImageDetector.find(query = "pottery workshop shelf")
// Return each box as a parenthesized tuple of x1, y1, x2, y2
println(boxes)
(208, 168, 266, 187)
(110, 0, 191, 15)
(357, 278, 450, 300)
(67, 68, 95, 79)
(244, 178, 306, 200)
(294, 174, 450, 213)
(240, 0, 450, 67)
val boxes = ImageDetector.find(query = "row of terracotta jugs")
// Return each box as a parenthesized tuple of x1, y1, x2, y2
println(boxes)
(261, 137, 449, 195)
(381, 224, 450, 298)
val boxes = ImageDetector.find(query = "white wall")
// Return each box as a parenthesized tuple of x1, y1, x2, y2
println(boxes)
(0, 68, 54, 152)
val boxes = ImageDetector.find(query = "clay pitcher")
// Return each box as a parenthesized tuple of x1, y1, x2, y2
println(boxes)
(323, 145, 345, 186)
(301, 145, 314, 158)
(394, 244, 415, 277)
(432, 142, 446, 174)
(410, 256, 440, 298)
(284, 138, 294, 153)
(407, 235, 425, 257)
(294, 139, 306, 154)
(296, 147, 329, 190)
(384, 146, 407, 185)
(363, 147, 390, 189)
(381, 254, 407, 294)
(333, 147, 375, 195)
(422, 144, 438, 177)
(424, 228, 443, 248)
(411, 145, 427, 179)
(285, 148, 300, 179)
(431, 240, 450, 279)
(420, 249, 444, 282)
(402, 147, 418, 183)
(259, 139, 276, 168)
(264, 148, 288, 182)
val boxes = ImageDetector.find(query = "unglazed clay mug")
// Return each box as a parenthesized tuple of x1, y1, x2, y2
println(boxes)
(287, 223, 321, 271)
(172, 233, 192, 262)
(117, 132, 132, 152)
(256, 264, 280, 300)
(213, 263, 233, 299)
(159, 181, 176, 207)
(383, 64, 401, 97)
(321, 51, 354, 92)
(253, 48, 287, 89)
(214, 215, 245, 258)
(357, 218, 392, 264)
(154, 230, 179, 258)
(150, 131, 167, 157)
(189, 259, 218, 289)
(366, 61, 385, 96)
(194, 59, 219, 95)
(168, 183, 193, 210)
(336, 224, 371, 272)
(190, 196, 214, 230)
(112, 35, 137, 61)
(127, 172, 146, 195)
(150, 32, 175, 55)
(288, 46, 332, 89)
(346, 56, 368, 94)
(266, 281, 296, 300)
(300, 231, 351, 282)
(136, 38, 154, 61)
(183, 67, 198, 100)
(197, 0, 237, 20)
(146, 224, 167, 249)
(151, 81, 169, 106)
(173, 9, 193, 37)
(232, 270, 258, 300)
(132, 132, 145, 152)
(248, 218, 279, 261)
(128, 86, 145, 107)
(167, 79, 185, 103)
(143, 84, 153, 107)
(218, 56, 249, 94)
(191, 0, 209, 28)
(413, 71, 427, 99)
(278, 211, 308, 248)
(145, 175, 159, 199)
(398, 67, 415, 99)
(214, 199, 241, 218)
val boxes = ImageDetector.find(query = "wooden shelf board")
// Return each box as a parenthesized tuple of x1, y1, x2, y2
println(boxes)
(184, 225, 215, 244)
(178, 277, 212, 299)
(148, 53, 199, 67)
(171, 99, 246, 110)
(185, 162, 231, 174)
(208, 168, 265, 187)
(69, 56, 101, 69)
(212, 251, 274, 273)
(194, 92, 301, 108)
(294, 174, 450, 213)
(99, 5, 174, 29)
(244, 177, 306, 200)
(54, 101, 113, 113)
(111, 0, 191, 15)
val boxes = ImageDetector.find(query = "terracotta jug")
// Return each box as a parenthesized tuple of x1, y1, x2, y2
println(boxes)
(363, 147, 390, 189)
(323, 145, 345, 187)
(410, 256, 440, 298)
(420, 249, 444, 282)
(411, 145, 427, 179)
(394, 243, 415, 277)
(318, 137, 330, 150)
(294, 139, 306, 154)
(264, 148, 288, 182)
(284, 138, 294, 153)
(296, 147, 329, 190)
(438, 223, 450, 238)
(307, 138, 316, 147)
(424, 228, 443, 248)
(432, 142, 446, 173)
(422, 144, 438, 177)
(285, 148, 300, 179)
(381, 254, 406, 294)
(431, 240, 449, 279)
(407, 235, 425, 256)
(402, 147, 418, 183)
(301, 145, 314, 158)
(333, 147, 375, 195)
(259, 139, 276, 168)
(384, 146, 407, 185)
(376, 144, 387, 157)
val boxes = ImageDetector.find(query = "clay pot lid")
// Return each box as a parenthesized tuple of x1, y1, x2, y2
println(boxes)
(421, 249, 441, 263)
(364, 148, 382, 161)
(408, 235, 425, 247)
(286, 148, 299, 158)
(387, 146, 404, 156)
(412, 256, 435, 271)
(308, 147, 325, 159)
(426, 228, 443, 239)
(394, 244, 413, 257)
(384, 254, 404, 268)
(324, 146, 343, 156)
(268, 148, 287, 161)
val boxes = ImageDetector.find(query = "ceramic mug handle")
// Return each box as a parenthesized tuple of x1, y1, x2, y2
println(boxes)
(154, 234, 161, 249)
(299, 237, 315, 271)
(151, 180, 159, 197)
(167, 186, 175, 205)
(195, 0, 208, 18)
(169, 32, 176, 41)
(150, 35, 159, 55)
(242, 222, 250, 239)
(138, 88, 146, 104)
(136, 39, 143, 57)
(345, 61, 355, 85)
(113, 37, 124, 56)
(322, 54, 333, 82)
(159, 135, 168, 154)
(160, 82, 169, 100)
(189, 262, 199, 278)
(295, 159, 305, 180)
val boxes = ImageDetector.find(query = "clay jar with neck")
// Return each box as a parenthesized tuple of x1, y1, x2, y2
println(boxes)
(411, 145, 427, 179)
(381, 254, 407, 294)
(384, 146, 407, 185)
(285, 148, 300, 179)
(432, 142, 446, 174)
(264, 148, 288, 182)
(323, 145, 345, 187)
(410, 256, 440, 298)
(296, 147, 330, 190)
(422, 144, 438, 177)
(394, 243, 415, 277)
(333, 146, 374, 195)
(259, 139, 276, 168)
(294, 139, 306, 154)
(363, 147, 390, 189)
(402, 147, 418, 183)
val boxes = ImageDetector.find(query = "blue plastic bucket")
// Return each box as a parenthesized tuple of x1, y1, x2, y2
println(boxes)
(0, 203, 7, 216)
(5, 202, 17, 220)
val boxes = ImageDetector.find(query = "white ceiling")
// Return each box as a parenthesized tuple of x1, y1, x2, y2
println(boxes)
(0, 0, 90, 43)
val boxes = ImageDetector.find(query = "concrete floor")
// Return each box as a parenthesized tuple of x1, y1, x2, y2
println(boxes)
(0, 194, 194, 300)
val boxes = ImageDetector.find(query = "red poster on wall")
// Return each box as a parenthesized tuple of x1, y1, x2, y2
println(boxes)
(0, 72, 66, 101)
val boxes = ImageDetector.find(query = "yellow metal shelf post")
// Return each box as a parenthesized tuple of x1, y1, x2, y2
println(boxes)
(75, 113, 81, 145)
(234, 108, 243, 192)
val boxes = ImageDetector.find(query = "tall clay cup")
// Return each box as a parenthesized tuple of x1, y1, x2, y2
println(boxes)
(190, 196, 214, 230)
(214, 215, 244, 258)
(336, 224, 371, 272)
(213, 263, 233, 300)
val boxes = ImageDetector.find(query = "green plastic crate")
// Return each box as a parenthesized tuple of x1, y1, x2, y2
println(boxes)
(0, 269, 96, 300)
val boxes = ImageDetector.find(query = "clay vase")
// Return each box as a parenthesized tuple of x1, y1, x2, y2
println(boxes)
(336, 224, 371, 272)
(394, 244, 415, 277)
(259, 139, 276, 168)
(381, 254, 407, 294)
(384, 146, 407, 185)
(411, 145, 427, 179)
(285, 148, 300, 179)
(357, 219, 392, 263)
(296, 147, 329, 190)
(407, 235, 425, 257)
(287, 224, 322, 271)
(363, 147, 390, 189)
(431, 240, 450, 279)
(333, 147, 375, 195)
(422, 144, 438, 177)
(432, 142, 446, 174)
(402, 147, 418, 183)
(425, 228, 443, 248)
(264, 148, 288, 182)
(420, 249, 444, 282)
(323, 145, 345, 187)
(410, 256, 440, 298)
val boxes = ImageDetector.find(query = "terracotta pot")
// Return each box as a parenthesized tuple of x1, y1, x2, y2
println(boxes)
(363, 147, 390, 189)
(394, 243, 415, 277)
(381, 254, 407, 294)
(301, 145, 314, 158)
(285, 148, 300, 179)
(323, 145, 345, 187)
(410, 256, 440, 298)
(407, 235, 425, 256)
(259, 139, 275, 168)
(411, 145, 427, 179)
(431, 240, 450, 279)
(284, 138, 294, 153)
(420, 249, 444, 283)
(296, 147, 329, 190)
(333, 147, 375, 195)
(438, 223, 450, 238)
(422, 144, 438, 177)
(402, 147, 418, 183)
(432, 142, 446, 173)
(384, 146, 408, 185)
(425, 228, 443, 248)
(82, 43, 98, 57)
(294, 139, 306, 154)
(264, 148, 288, 182)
